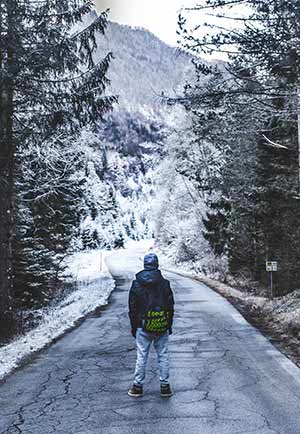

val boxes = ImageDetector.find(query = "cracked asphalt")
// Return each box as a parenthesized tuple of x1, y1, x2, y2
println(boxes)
(2, 245, 300, 434)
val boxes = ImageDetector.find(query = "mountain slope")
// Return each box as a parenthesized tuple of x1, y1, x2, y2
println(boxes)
(95, 20, 195, 107)
(76, 13, 197, 246)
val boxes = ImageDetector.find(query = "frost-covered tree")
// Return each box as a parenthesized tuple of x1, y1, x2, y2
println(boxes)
(80, 169, 119, 250)
(13, 142, 84, 308)
(153, 106, 227, 277)
(66, 130, 123, 251)
(0, 0, 115, 337)
(176, 0, 300, 293)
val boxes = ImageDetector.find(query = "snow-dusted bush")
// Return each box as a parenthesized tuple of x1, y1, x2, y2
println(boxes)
(152, 107, 228, 278)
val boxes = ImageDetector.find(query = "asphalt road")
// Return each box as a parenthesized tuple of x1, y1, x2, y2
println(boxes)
(2, 246, 300, 434)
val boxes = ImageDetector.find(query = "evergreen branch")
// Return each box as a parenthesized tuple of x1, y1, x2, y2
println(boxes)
(183, 0, 250, 11)
(263, 135, 292, 150)
(71, 10, 109, 40)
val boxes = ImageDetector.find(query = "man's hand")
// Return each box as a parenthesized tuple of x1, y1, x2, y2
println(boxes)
(131, 329, 137, 338)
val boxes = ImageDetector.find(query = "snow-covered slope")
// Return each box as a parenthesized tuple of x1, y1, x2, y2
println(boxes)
(0, 250, 115, 380)
(96, 20, 195, 106)
(76, 13, 197, 245)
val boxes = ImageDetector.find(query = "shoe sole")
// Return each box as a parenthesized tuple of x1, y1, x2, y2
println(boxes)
(128, 391, 143, 397)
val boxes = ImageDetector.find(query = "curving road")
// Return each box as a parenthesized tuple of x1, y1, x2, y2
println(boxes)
(1, 245, 300, 434)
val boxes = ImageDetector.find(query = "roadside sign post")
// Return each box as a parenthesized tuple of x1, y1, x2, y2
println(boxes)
(266, 261, 278, 300)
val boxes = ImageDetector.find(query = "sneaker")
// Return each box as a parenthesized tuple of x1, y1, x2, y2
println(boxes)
(160, 384, 173, 398)
(128, 384, 143, 397)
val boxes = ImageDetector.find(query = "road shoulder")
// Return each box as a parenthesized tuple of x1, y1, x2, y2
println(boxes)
(162, 266, 300, 369)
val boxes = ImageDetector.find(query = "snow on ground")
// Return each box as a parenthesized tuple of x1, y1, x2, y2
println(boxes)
(138, 240, 300, 365)
(156, 242, 228, 282)
(154, 242, 268, 305)
(8, 238, 300, 382)
(3, 239, 300, 381)
(0, 249, 115, 381)
(155, 242, 300, 343)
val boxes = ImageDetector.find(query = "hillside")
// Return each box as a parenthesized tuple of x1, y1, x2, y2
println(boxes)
(95, 20, 195, 107)
(76, 13, 197, 246)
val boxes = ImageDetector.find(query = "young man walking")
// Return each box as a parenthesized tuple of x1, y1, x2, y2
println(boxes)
(128, 253, 174, 398)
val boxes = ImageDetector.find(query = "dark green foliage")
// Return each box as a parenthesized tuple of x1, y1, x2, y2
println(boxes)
(203, 199, 230, 257)
(252, 141, 300, 292)
(178, 0, 300, 294)
(0, 0, 115, 327)
(13, 145, 84, 308)
(114, 232, 125, 249)
(81, 228, 98, 250)
(103, 109, 167, 157)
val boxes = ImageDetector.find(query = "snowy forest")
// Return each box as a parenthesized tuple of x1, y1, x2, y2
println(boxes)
(1, 0, 300, 342)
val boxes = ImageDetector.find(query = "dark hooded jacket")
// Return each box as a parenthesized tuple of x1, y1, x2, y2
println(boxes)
(128, 254, 174, 333)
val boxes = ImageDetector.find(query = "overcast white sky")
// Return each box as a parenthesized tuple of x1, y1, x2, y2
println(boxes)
(93, 0, 198, 47)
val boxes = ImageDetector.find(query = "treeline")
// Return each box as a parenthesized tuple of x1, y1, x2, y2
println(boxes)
(0, 0, 117, 340)
(158, 0, 300, 295)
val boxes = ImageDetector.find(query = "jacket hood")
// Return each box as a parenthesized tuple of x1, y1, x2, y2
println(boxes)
(136, 269, 163, 287)
(144, 253, 159, 270)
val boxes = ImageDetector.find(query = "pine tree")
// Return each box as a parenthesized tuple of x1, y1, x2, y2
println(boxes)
(0, 0, 116, 338)
(79, 151, 120, 250)
(13, 142, 84, 307)
(203, 199, 230, 257)
(174, 0, 300, 293)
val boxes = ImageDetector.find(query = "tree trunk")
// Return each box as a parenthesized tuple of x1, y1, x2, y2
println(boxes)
(0, 81, 16, 337)
(0, 158, 16, 339)
(0, 0, 16, 339)
(0, 81, 16, 338)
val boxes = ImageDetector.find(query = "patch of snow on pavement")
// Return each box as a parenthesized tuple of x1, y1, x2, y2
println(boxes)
(0, 249, 115, 381)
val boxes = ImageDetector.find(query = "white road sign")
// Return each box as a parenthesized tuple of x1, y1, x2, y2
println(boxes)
(266, 261, 278, 272)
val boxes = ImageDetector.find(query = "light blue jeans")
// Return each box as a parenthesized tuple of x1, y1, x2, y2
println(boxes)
(134, 328, 170, 387)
